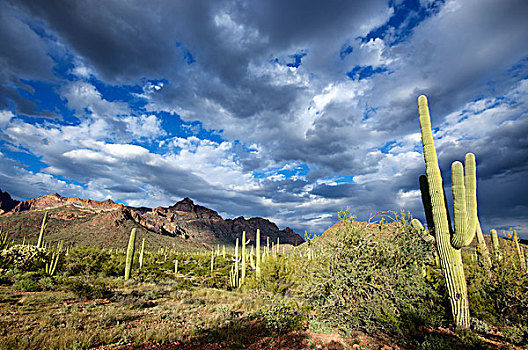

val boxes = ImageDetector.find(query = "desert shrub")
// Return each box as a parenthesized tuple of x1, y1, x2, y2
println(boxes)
(13, 271, 45, 291)
(242, 255, 300, 295)
(416, 334, 452, 350)
(255, 298, 306, 335)
(201, 273, 229, 289)
(463, 241, 528, 345)
(503, 323, 528, 345)
(63, 246, 123, 276)
(308, 315, 333, 334)
(454, 328, 489, 349)
(464, 255, 499, 325)
(63, 276, 114, 300)
(308, 211, 444, 336)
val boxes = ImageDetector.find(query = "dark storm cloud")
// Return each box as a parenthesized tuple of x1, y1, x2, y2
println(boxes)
(0, 2, 57, 116)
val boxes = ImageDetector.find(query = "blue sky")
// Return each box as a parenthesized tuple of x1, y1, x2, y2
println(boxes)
(1, 0, 527, 238)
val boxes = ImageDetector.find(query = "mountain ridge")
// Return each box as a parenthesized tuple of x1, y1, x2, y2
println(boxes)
(0, 189, 304, 248)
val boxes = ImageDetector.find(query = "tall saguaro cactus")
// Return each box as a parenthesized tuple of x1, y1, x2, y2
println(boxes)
(417, 95, 473, 328)
(125, 228, 137, 280)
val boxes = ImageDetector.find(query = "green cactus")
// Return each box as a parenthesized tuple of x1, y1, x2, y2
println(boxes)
(0, 229, 10, 250)
(229, 264, 239, 289)
(210, 248, 215, 272)
(475, 221, 492, 268)
(45, 250, 60, 276)
(36, 211, 48, 249)
(124, 228, 137, 280)
(417, 95, 473, 328)
(256, 229, 261, 279)
(513, 230, 527, 271)
(241, 231, 249, 285)
(139, 238, 145, 270)
(249, 245, 256, 269)
(490, 229, 501, 261)
(234, 237, 239, 274)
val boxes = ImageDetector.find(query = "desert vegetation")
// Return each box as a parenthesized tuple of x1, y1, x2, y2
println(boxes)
(0, 210, 527, 349)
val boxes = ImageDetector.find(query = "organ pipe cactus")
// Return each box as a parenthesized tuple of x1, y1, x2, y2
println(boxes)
(417, 95, 476, 328)
(37, 211, 48, 249)
(124, 228, 137, 280)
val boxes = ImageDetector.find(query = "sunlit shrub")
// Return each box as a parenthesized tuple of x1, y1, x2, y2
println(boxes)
(308, 211, 444, 336)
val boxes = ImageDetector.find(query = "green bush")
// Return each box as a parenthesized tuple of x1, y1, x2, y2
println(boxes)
(243, 255, 300, 295)
(464, 241, 528, 345)
(308, 211, 444, 336)
(255, 299, 305, 335)
(416, 334, 452, 350)
(13, 271, 46, 292)
(63, 277, 114, 300)
(63, 246, 123, 276)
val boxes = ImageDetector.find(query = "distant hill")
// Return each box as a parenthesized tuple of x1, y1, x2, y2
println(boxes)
(0, 190, 303, 250)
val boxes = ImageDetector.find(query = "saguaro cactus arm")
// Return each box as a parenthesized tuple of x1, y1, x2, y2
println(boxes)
(451, 161, 468, 249)
(464, 153, 478, 246)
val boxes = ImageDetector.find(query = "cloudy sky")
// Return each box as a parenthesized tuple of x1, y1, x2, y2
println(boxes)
(0, 0, 527, 238)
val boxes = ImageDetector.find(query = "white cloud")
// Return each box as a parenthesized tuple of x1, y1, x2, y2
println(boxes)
(0, 110, 14, 128)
